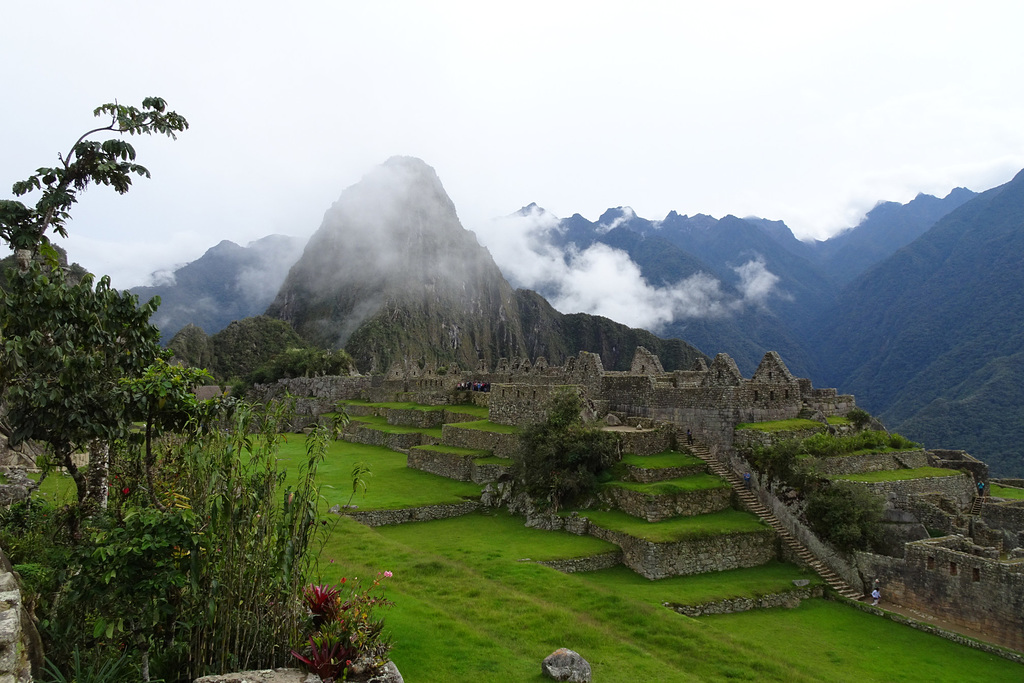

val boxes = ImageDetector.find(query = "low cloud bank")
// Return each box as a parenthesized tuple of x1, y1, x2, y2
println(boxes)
(478, 207, 782, 330)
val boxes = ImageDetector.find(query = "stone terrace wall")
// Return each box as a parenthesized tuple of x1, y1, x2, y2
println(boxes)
(342, 501, 480, 526)
(529, 513, 776, 579)
(488, 384, 580, 427)
(980, 500, 1024, 538)
(846, 473, 975, 508)
(441, 425, 521, 459)
(614, 426, 673, 456)
(732, 428, 824, 450)
(600, 485, 731, 522)
(624, 461, 707, 483)
(812, 451, 931, 477)
(667, 585, 823, 617)
(407, 447, 509, 485)
(856, 536, 1024, 652)
(537, 551, 624, 574)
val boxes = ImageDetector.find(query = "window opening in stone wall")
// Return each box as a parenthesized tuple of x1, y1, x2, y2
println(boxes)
(769, 371, 773, 380)
(770, 391, 775, 401)
(950, 562, 958, 576)
(973, 567, 980, 582)
(927, 556, 935, 569)
(785, 390, 789, 399)
(754, 391, 759, 401)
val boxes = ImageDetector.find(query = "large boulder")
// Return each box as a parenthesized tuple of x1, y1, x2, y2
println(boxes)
(542, 648, 592, 682)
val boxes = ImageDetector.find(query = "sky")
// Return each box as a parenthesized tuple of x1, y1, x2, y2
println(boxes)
(4, 1, 1024, 289)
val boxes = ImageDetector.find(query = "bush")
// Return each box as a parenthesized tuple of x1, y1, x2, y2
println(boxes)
(514, 389, 619, 511)
(846, 408, 872, 429)
(805, 483, 883, 553)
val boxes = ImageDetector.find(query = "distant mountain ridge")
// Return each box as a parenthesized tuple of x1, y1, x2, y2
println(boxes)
(266, 157, 707, 374)
(131, 235, 304, 339)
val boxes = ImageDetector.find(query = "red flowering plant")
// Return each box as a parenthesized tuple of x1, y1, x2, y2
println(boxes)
(292, 571, 394, 681)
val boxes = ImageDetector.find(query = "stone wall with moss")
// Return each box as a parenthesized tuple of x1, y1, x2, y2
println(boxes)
(599, 485, 732, 523)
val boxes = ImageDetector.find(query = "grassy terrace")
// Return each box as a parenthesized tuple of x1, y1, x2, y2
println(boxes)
(735, 419, 824, 432)
(411, 444, 491, 457)
(348, 414, 444, 439)
(449, 419, 521, 434)
(572, 508, 768, 542)
(620, 450, 704, 469)
(321, 515, 1022, 681)
(276, 437, 480, 510)
(339, 400, 489, 419)
(826, 415, 851, 425)
(583, 561, 821, 608)
(832, 466, 962, 483)
(991, 484, 1024, 500)
(603, 474, 729, 496)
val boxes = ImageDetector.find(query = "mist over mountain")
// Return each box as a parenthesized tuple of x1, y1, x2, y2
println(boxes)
(130, 235, 304, 339)
(266, 157, 707, 374)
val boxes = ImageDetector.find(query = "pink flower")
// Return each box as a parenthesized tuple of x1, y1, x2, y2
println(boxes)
(383, 570, 393, 578)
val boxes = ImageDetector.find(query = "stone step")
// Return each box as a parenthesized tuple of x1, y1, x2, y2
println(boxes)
(687, 439, 862, 599)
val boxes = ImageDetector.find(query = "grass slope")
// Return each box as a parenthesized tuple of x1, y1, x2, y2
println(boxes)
(833, 467, 962, 483)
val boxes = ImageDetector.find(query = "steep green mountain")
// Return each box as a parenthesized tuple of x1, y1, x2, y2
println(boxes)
(130, 234, 304, 340)
(267, 157, 706, 374)
(808, 188, 976, 285)
(810, 170, 1024, 475)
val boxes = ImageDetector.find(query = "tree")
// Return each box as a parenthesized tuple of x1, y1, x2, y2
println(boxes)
(514, 388, 619, 511)
(0, 97, 188, 264)
(0, 263, 165, 527)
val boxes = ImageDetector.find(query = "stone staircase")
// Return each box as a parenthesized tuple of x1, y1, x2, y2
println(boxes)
(688, 442, 863, 600)
(968, 495, 984, 515)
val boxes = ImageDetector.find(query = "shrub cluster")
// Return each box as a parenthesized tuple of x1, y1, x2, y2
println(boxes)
(292, 575, 394, 682)
(513, 389, 618, 512)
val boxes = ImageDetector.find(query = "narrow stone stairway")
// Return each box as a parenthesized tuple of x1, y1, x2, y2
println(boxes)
(968, 495, 984, 515)
(688, 442, 864, 600)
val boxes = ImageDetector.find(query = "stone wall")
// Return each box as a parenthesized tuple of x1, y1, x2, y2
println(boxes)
(614, 426, 674, 457)
(844, 473, 975, 508)
(715, 446, 864, 589)
(732, 427, 824, 450)
(440, 425, 521, 459)
(810, 450, 931, 477)
(536, 551, 624, 574)
(980, 500, 1024, 539)
(342, 425, 438, 451)
(528, 513, 776, 579)
(341, 501, 480, 527)
(666, 585, 823, 617)
(623, 461, 707, 483)
(487, 384, 581, 427)
(0, 547, 41, 681)
(599, 485, 731, 523)
(406, 447, 509, 485)
(855, 535, 1024, 652)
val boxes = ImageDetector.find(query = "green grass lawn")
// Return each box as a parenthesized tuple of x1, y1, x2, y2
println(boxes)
(603, 473, 729, 495)
(620, 450, 704, 468)
(704, 599, 1022, 682)
(833, 467, 963, 483)
(339, 400, 489, 420)
(735, 419, 824, 432)
(317, 515, 1023, 682)
(274, 436, 480, 510)
(449, 419, 521, 434)
(578, 561, 821, 608)
(573, 508, 768, 542)
(990, 484, 1024, 500)
(375, 509, 618, 563)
